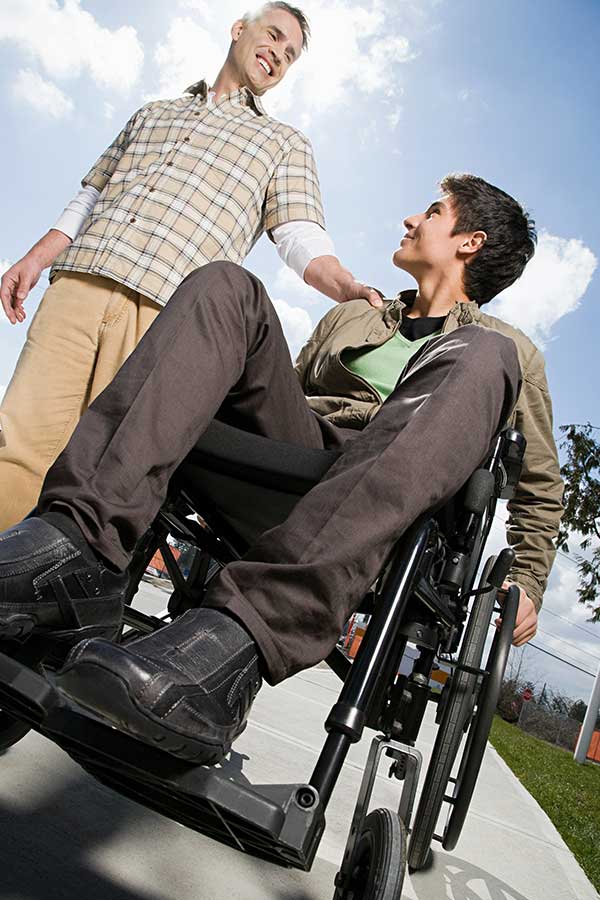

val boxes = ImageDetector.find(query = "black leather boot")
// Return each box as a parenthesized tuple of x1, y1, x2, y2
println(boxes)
(56, 607, 263, 763)
(0, 518, 125, 645)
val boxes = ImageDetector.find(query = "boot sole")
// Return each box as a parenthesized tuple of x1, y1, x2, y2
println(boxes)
(56, 661, 232, 765)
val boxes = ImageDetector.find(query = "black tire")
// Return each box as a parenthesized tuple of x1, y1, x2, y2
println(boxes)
(335, 808, 406, 900)
(407, 557, 498, 871)
(442, 583, 519, 851)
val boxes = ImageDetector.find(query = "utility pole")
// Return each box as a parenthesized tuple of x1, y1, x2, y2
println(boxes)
(574, 662, 600, 765)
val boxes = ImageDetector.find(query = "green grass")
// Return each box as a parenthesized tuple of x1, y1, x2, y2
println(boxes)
(489, 715, 600, 891)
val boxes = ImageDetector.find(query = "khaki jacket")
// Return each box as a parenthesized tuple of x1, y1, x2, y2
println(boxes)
(295, 291, 564, 610)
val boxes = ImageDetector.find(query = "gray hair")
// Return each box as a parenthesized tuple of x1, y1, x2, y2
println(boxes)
(243, 2, 311, 50)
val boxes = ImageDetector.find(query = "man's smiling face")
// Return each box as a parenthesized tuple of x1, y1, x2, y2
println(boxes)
(230, 8, 304, 96)
(393, 196, 468, 277)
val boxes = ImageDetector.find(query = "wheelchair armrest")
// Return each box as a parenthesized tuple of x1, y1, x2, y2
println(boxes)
(498, 429, 527, 500)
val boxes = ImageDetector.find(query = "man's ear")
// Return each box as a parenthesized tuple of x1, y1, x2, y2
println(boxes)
(459, 230, 487, 261)
(231, 19, 245, 42)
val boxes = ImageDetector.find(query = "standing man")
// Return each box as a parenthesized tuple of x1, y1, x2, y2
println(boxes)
(0, 2, 380, 529)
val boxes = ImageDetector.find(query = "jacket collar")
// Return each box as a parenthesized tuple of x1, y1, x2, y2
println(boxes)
(383, 289, 481, 329)
(185, 79, 266, 116)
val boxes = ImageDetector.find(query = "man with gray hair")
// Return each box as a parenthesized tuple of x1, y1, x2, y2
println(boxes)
(0, 2, 381, 529)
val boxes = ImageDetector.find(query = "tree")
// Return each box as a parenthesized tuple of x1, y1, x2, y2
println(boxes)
(569, 699, 588, 723)
(558, 423, 600, 621)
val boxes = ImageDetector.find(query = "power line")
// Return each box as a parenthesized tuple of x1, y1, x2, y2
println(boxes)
(536, 626, 600, 663)
(541, 607, 600, 641)
(487, 621, 596, 676)
(527, 641, 596, 678)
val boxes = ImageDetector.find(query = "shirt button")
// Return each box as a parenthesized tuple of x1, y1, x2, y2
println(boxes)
(184, 136, 190, 142)
(166, 161, 173, 166)
(194, 111, 200, 116)
(129, 217, 136, 223)
(148, 187, 155, 193)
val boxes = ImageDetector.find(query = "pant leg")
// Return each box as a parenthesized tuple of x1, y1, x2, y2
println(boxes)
(38, 262, 325, 569)
(0, 273, 159, 531)
(204, 326, 522, 684)
(0, 273, 112, 529)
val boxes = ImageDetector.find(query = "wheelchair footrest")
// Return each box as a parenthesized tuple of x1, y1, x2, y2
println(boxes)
(0, 651, 325, 870)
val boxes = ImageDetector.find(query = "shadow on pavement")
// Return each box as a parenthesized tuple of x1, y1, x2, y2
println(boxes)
(0, 769, 165, 900)
(410, 851, 533, 900)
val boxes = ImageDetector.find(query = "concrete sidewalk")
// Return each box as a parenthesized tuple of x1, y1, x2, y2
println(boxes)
(0, 584, 597, 900)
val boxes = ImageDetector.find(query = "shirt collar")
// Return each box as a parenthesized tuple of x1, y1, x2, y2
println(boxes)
(185, 79, 266, 116)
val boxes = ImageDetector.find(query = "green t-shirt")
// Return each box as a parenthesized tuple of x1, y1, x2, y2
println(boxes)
(343, 316, 444, 401)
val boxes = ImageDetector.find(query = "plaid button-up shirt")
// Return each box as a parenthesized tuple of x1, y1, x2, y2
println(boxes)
(51, 80, 325, 307)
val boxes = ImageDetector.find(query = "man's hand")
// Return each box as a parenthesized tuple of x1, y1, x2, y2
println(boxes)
(0, 229, 71, 324)
(1, 255, 44, 324)
(495, 581, 538, 646)
(304, 255, 383, 308)
(338, 273, 384, 308)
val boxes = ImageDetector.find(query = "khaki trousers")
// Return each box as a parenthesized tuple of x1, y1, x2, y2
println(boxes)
(0, 272, 160, 530)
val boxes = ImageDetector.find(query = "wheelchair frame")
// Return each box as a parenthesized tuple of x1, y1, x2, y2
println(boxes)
(0, 426, 524, 898)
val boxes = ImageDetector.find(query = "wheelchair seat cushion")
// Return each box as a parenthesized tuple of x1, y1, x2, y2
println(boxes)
(171, 421, 341, 547)
(185, 420, 340, 495)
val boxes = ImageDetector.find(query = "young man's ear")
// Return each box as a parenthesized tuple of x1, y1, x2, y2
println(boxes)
(231, 19, 245, 42)
(459, 230, 487, 261)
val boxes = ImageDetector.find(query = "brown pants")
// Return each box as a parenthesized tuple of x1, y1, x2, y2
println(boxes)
(0, 272, 160, 530)
(39, 262, 521, 683)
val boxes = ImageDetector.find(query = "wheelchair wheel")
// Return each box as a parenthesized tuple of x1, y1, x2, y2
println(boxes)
(442, 583, 519, 851)
(0, 708, 31, 751)
(408, 557, 498, 871)
(335, 808, 406, 900)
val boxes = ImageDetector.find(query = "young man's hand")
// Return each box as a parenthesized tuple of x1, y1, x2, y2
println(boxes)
(494, 581, 538, 646)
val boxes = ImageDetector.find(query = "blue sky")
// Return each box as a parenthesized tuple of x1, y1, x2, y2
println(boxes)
(1, 0, 599, 701)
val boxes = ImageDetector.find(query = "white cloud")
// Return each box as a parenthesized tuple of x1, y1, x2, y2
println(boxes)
(488, 230, 597, 346)
(266, 0, 416, 122)
(273, 264, 324, 306)
(103, 101, 115, 120)
(386, 105, 403, 130)
(178, 0, 214, 18)
(272, 298, 313, 358)
(13, 69, 74, 119)
(149, 1, 416, 123)
(0, 0, 144, 93)
(150, 16, 227, 100)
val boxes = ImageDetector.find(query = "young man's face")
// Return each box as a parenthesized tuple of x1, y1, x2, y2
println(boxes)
(230, 8, 303, 95)
(393, 195, 467, 278)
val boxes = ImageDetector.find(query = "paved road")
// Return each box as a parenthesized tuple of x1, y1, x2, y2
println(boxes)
(0, 582, 597, 900)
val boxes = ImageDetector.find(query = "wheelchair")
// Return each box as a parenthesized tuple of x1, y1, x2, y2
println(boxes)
(0, 419, 525, 898)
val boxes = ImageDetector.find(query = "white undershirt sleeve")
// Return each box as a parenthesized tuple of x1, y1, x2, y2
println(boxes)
(53, 184, 101, 241)
(272, 220, 336, 280)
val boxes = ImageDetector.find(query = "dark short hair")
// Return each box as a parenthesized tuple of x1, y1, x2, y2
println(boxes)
(244, 2, 311, 51)
(440, 173, 537, 306)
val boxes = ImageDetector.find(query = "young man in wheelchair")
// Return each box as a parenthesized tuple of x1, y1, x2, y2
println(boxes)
(0, 174, 563, 765)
